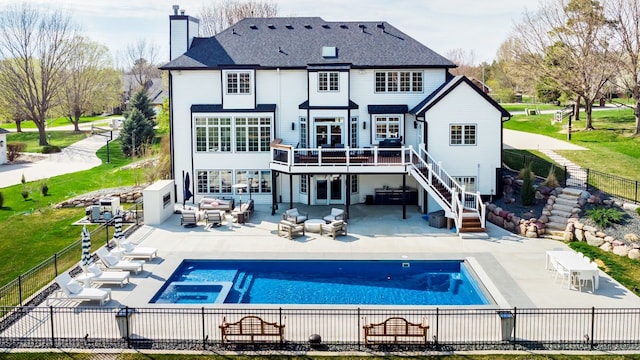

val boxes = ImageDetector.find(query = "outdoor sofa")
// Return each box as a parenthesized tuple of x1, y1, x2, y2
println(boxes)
(199, 197, 235, 212)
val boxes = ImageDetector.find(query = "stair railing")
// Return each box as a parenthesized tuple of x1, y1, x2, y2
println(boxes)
(410, 145, 486, 232)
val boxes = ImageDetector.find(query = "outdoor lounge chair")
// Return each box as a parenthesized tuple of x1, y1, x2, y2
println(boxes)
(323, 208, 345, 223)
(205, 210, 223, 226)
(96, 248, 144, 274)
(283, 208, 308, 224)
(50, 273, 111, 305)
(320, 220, 347, 238)
(83, 264, 130, 287)
(115, 240, 158, 261)
(180, 210, 198, 227)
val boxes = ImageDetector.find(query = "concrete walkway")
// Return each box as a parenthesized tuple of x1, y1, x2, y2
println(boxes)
(0, 132, 118, 189)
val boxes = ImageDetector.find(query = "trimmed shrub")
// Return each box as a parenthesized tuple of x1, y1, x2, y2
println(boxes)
(7, 142, 26, 162)
(636, 207, 640, 217)
(586, 206, 625, 229)
(42, 145, 61, 154)
(21, 189, 29, 201)
(40, 179, 49, 196)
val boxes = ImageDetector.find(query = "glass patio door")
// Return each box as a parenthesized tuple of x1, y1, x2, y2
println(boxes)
(315, 118, 343, 147)
(315, 176, 343, 204)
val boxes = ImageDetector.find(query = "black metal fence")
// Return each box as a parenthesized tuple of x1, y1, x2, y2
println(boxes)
(0, 200, 144, 309)
(0, 305, 639, 352)
(503, 150, 639, 204)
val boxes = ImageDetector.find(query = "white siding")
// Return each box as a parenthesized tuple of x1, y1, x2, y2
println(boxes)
(308, 71, 349, 107)
(222, 70, 255, 109)
(256, 69, 307, 145)
(424, 83, 502, 194)
(170, 19, 187, 60)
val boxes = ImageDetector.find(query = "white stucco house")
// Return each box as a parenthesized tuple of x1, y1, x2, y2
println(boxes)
(161, 10, 510, 233)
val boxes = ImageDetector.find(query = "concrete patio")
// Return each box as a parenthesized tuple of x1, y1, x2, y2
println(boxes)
(71, 203, 640, 310)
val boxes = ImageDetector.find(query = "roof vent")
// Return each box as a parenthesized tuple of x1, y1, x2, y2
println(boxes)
(268, 24, 275, 29)
(304, 24, 312, 29)
(340, 24, 348, 29)
(172, 5, 179, 15)
(322, 46, 337, 58)
(285, 24, 293, 29)
(377, 23, 385, 29)
(358, 24, 366, 32)
(322, 24, 330, 29)
(249, 24, 258, 30)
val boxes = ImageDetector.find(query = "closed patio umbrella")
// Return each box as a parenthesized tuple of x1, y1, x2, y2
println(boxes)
(113, 209, 123, 248)
(81, 225, 92, 267)
(183, 171, 193, 207)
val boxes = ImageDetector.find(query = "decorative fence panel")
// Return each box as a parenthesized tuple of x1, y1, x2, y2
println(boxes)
(1, 306, 640, 352)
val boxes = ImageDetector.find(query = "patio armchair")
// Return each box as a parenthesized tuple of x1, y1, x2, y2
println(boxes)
(180, 210, 198, 227)
(205, 210, 223, 227)
(320, 220, 347, 238)
(283, 208, 308, 224)
(323, 208, 345, 223)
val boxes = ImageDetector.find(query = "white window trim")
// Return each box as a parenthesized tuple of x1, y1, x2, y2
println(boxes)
(449, 123, 477, 146)
(318, 71, 339, 92)
(225, 71, 252, 95)
(373, 114, 403, 141)
(374, 70, 423, 93)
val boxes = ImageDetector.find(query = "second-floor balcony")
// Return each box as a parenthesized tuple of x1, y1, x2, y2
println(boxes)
(269, 140, 414, 174)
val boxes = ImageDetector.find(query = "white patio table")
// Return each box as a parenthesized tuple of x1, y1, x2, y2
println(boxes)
(546, 250, 599, 291)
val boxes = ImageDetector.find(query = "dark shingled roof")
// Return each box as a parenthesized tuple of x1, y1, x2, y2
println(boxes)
(410, 76, 511, 118)
(162, 17, 455, 70)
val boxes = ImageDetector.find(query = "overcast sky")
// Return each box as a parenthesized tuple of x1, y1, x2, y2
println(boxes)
(0, 0, 536, 64)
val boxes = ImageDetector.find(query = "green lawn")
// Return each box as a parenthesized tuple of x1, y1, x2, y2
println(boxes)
(0, 139, 142, 285)
(504, 108, 640, 180)
(501, 103, 564, 113)
(0, 115, 115, 130)
(6, 130, 91, 153)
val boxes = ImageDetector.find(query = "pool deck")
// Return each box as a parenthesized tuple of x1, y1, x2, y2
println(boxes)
(65, 203, 640, 310)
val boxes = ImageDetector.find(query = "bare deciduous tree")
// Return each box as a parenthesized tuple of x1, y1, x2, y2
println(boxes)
(608, 0, 640, 135)
(0, 3, 78, 145)
(198, 0, 279, 36)
(123, 38, 161, 89)
(445, 48, 480, 79)
(512, 0, 616, 130)
(58, 37, 122, 132)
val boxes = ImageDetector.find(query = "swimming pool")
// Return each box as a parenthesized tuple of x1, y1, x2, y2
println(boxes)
(150, 260, 492, 305)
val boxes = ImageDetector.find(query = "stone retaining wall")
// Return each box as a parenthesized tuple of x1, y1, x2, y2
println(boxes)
(487, 191, 640, 261)
(54, 186, 145, 208)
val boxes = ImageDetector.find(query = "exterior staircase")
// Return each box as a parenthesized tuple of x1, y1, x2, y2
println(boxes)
(408, 147, 487, 237)
(544, 187, 582, 238)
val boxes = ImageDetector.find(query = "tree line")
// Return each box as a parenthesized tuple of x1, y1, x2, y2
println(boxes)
(450, 0, 640, 135)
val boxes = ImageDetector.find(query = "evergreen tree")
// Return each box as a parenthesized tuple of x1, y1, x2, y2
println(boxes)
(125, 89, 156, 122)
(120, 108, 155, 157)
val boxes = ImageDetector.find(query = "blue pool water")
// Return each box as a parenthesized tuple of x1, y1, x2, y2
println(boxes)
(150, 260, 491, 305)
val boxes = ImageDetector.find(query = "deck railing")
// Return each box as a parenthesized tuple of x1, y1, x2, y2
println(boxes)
(1, 305, 639, 351)
(271, 142, 486, 231)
